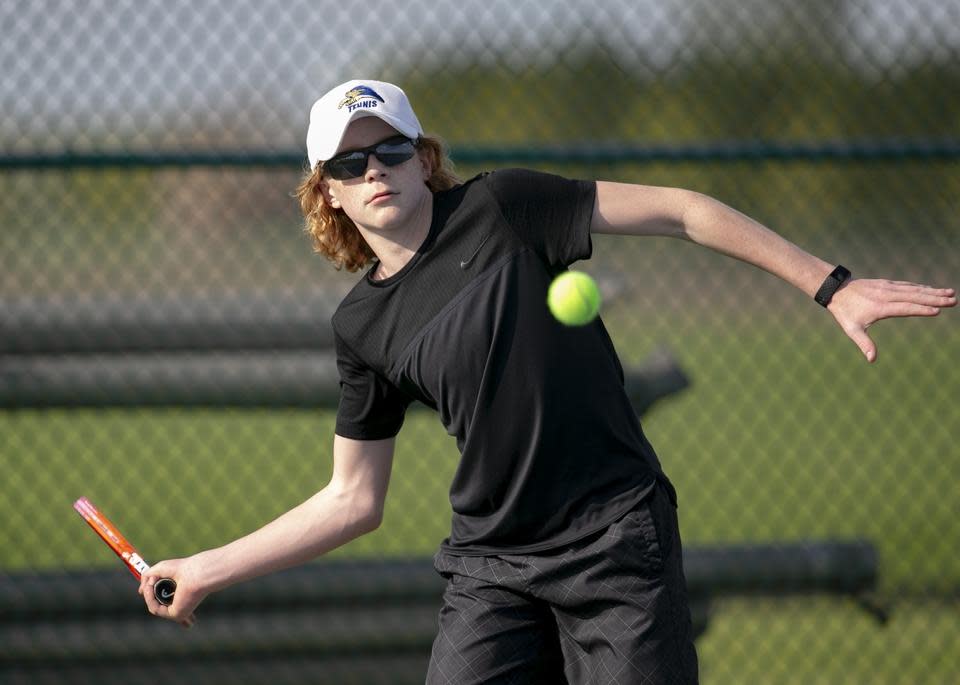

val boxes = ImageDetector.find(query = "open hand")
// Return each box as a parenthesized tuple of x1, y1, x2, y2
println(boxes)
(828, 279, 956, 362)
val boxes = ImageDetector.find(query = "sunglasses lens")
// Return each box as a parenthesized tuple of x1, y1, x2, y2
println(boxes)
(374, 139, 416, 167)
(325, 153, 367, 180)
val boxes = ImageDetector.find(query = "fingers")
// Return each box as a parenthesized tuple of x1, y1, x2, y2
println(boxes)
(885, 280, 955, 294)
(877, 284, 956, 318)
(141, 577, 196, 628)
(880, 282, 957, 305)
(141, 575, 162, 615)
(879, 301, 946, 319)
(846, 327, 877, 363)
(839, 280, 957, 324)
(898, 291, 957, 307)
(142, 574, 164, 613)
(140, 558, 203, 629)
(137, 567, 197, 628)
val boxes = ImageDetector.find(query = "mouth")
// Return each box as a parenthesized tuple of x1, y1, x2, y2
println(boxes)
(368, 191, 396, 205)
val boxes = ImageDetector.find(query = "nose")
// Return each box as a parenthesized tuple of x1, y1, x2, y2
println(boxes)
(364, 153, 388, 180)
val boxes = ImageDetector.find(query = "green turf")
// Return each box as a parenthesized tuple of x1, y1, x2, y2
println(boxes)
(696, 597, 960, 684)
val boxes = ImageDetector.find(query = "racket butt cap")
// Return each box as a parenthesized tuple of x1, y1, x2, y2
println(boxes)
(154, 578, 177, 606)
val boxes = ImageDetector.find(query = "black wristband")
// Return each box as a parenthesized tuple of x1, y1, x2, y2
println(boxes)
(814, 265, 852, 307)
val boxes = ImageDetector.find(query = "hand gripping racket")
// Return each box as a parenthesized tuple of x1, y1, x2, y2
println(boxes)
(73, 496, 177, 606)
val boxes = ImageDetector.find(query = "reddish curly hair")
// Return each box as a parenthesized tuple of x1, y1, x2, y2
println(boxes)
(296, 136, 460, 272)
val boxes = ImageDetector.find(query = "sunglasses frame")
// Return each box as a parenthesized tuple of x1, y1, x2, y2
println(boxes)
(323, 135, 419, 180)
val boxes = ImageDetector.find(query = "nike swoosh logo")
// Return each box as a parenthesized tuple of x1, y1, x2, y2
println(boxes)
(460, 235, 491, 269)
(159, 587, 175, 600)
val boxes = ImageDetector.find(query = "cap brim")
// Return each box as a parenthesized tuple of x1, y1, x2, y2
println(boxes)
(310, 110, 422, 167)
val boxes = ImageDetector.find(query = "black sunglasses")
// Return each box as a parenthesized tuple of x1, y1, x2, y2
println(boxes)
(323, 135, 418, 180)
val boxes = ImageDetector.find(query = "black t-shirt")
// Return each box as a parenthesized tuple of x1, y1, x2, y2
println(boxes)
(332, 168, 664, 554)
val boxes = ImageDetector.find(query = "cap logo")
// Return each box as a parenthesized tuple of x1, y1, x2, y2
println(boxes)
(338, 85, 385, 112)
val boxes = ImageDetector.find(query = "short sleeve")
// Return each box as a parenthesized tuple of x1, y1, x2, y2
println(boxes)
(484, 168, 596, 270)
(334, 333, 411, 440)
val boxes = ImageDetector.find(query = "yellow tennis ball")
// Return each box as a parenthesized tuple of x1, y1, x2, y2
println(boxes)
(547, 271, 601, 326)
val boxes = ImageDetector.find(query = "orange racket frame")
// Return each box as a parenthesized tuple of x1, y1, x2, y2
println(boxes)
(74, 496, 177, 606)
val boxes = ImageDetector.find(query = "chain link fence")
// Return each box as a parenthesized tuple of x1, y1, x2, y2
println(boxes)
(2, 1, 958, 683)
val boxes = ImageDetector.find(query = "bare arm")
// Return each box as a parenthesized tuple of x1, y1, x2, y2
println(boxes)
(592, 181, 956, 362)
(140, 435, 395, 625)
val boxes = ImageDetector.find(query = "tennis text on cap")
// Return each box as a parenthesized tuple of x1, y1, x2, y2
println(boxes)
(338, 85, 385, 112)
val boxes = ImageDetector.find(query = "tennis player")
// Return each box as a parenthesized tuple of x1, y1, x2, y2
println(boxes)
(141, 80, 955, 683)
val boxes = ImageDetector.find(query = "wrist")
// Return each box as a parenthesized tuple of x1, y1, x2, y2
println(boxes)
(814, 265, 852, 307)
(189, 549, 230, 595)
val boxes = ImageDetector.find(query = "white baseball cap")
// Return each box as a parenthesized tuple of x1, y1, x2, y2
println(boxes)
(306, 79, 424, 168)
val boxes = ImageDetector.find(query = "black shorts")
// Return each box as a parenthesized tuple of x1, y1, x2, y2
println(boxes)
(427, 477, 699, 684)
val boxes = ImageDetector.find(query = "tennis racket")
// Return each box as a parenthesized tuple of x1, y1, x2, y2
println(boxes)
(73, 496, 177, 606)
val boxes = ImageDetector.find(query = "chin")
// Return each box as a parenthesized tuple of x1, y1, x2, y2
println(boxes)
(371, 208, 408, 228)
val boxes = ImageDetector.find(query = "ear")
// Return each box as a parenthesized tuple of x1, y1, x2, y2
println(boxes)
(320, 177, 342, 210)
(418, 150, 432, 182)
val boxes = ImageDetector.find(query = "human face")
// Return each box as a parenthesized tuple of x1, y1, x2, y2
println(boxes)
(321, 117, 431, 234)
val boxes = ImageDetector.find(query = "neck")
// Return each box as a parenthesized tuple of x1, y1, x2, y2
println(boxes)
(362, 193, 434, 281)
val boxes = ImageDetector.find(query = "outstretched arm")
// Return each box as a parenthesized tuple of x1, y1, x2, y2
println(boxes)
(592, 181, 956, 362)
(139, 435, 395, 626)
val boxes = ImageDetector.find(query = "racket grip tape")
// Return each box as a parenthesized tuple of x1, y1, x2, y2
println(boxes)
(153, 578, 177, 606)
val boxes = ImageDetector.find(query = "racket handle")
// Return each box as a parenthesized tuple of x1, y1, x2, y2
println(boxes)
(154, 578, 177, 606)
